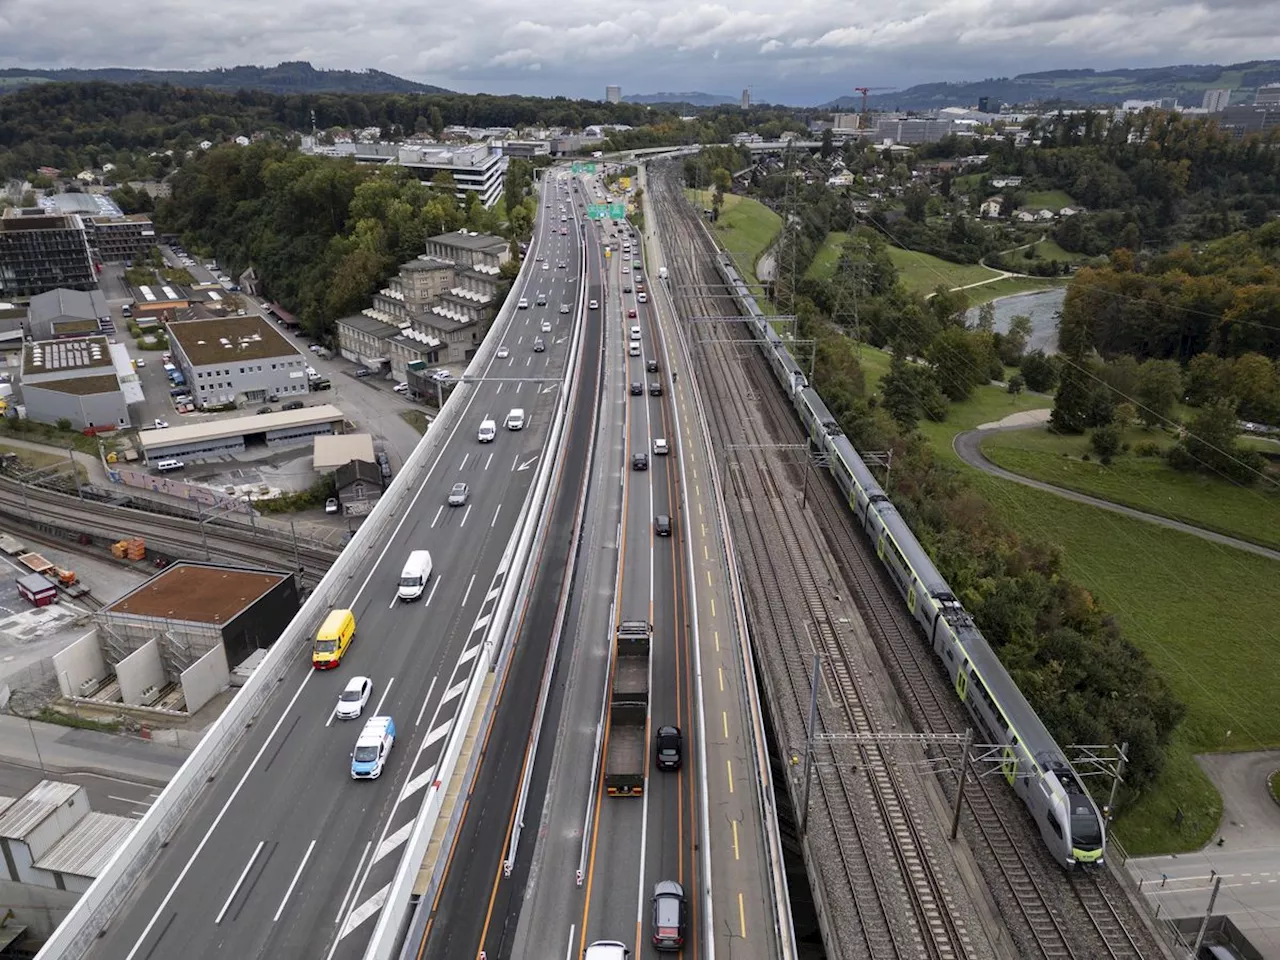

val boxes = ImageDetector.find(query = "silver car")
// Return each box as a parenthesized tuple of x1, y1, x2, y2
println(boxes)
(448, 482, 469, 506)
(335, 676, 372, 720)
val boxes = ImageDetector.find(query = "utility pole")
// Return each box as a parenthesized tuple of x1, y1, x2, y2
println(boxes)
(1191, 875, 1222, 956)
(950, 729, 974, 840)
(799, 654, 820, 835)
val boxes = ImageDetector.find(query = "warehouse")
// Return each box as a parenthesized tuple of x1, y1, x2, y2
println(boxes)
(138, 403, 345, 463)
(166, 314, 310, 408)
(18, 336, 131, 431)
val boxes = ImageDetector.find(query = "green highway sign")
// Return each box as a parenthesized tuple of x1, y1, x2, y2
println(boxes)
(571, 162, 598, 174)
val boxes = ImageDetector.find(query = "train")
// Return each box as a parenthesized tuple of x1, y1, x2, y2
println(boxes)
(711, 250, 1107, 869)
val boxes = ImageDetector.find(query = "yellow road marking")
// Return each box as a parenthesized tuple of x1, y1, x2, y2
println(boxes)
(714, 630, 720, 652)
(722, 711, 729, 739)
(732, 819, 740, 860)
(718, 666, 724, 692)
(711, 597, 716, 618)
(727, 759, 734, 793)
(703, 543, 708, 561)
(738, 891, 746, 938)
(706, 569, 712, 587)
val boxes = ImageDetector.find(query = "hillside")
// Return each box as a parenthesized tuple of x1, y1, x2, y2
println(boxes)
(0, 61, 450, 95)
(826, 59, 1280, 111)
(624, 91, 739, 107)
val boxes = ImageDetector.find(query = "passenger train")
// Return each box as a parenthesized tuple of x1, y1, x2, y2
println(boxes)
(711, 251, 1106, 868)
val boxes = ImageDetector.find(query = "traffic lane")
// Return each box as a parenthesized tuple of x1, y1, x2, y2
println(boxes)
(0, 763, 159, 818)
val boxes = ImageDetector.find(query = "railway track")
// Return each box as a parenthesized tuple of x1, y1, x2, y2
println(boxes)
(650, 166, 1159, 960)
(657, 181, 975, 960)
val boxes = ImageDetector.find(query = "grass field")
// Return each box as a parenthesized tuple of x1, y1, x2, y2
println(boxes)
(885, 246, 1001, 295)
(806, 231, 850, 281)
(1022, 189, 1077, 210)
(961, 276, 1069, 307)
(979, 427, 1280, 551)
(686, 189, 780, 289)
(1032, 237, 1091, 263)
(399, 410, 432, 435)
(846, 341, 1278, 853)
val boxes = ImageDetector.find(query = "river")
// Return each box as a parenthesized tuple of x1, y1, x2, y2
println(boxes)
(966, 287, 1067, 355)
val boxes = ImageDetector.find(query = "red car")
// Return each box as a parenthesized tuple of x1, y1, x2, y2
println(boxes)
(628, 308, 637, 318)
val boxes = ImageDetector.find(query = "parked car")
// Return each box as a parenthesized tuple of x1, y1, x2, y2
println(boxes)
(354, 367, 372, 378)
(257, 406, 273, 414)
(325, 497, 339, 514)
(393, 382, 408, 394)
(282, 400, 305, 411)
(376, 452, 392, 480)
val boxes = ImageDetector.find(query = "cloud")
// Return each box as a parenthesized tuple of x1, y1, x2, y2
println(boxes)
(0, 0, 1276, 104)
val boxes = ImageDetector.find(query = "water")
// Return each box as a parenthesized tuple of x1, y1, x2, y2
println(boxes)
(966, 288, 1067, 355)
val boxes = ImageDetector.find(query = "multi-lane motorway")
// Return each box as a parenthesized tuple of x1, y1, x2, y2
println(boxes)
(87, 175, 589, 960)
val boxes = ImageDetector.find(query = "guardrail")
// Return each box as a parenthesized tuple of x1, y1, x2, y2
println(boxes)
(34, 230, 553, 960)
(369, 198, 594, 960)
(641, 164, 798, 960)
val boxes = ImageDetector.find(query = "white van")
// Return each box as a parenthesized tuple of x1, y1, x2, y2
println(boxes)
(478, 419, 497, 442)
(505, 408, 525, 430)
(518, 298, 529, 309)
(155, 458, 184, 473)
(630, 325, 641, 341)
(584, 942, 630, 960)
(398, 550, 433, 601)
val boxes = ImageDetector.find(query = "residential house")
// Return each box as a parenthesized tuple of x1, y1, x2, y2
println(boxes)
(979, 196, 1004, 219)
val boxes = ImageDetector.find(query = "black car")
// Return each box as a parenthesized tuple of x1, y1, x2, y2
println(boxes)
(655, 724, 682, 768)
(354, 367, 372, 378)
(649, 382, 663, 396)
(629, 382, 644, 396)
(632, 452, 648, 471)
(623, 285, 632, 293)
(282, 399, 305, 411)
(654, 514, 672, 537)
(651, 880, 687, 951)
(646, 358, 660, 373)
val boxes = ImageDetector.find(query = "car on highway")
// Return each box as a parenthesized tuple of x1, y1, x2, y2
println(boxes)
(627, 308, 637, 319)
(478, 419, 497, 442)
(558, 261, 568, 269)
(533, 337, 545, 352)
(649, 382, 663, 396)
(496, 345, 510, 358)
(536, 293, 547, 305)
(560, 303, 570, 314)
(589, 299, 599, 310)
(335, 676, 373, 720)
(518, 298, 529, 309)
(313, 608, 356, 669)
(622, 285, 632, 294)
(629, 343, 641, 357)
(654, 514, 672, 537)
(540, 320, 552, 333)
(637, 292, 648, 303)
(350, 715, 396, 779)
(584, 942, 630, 960)
(646, 358, 660, 372)
(653, 438, 669, 456)
(621, 267, 630, 275)
(542, 263, 550, 271)
(632, 452, 648, 471)
(651, 880, 687, 951)
(655, 724, 682, 767)
(325, 497, 339, 514)
(505, 408, 526, 430)
(630, 382, 644, 396)
(560, 228, 568, 235)
(535, 254, 545, 261)
(448, 482, 469, 506)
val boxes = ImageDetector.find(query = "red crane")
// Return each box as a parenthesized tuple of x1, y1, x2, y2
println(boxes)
(855, 86, 892, 113)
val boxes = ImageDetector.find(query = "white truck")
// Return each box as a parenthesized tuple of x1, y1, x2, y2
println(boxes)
(398, 550, 433, 601)
(658, 266, 668, 280)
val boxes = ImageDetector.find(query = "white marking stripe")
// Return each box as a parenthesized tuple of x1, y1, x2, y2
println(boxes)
(470, 614, 492, 634)
(339, 883, 390, 939)
(457, 644, 481, 665)
(440, 680, 467, 704)
(400, 765, 437, 803)
(374, 821, 413, 864)
(424, 721, 453, 750)
(486, 586, 502, 602)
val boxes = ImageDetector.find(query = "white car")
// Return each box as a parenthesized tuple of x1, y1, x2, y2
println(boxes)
(506, 407, 526, 430)
(325, 497, 339, 514)
(518, 298, 529, 309)
(542, 263, 550, 270)
(153, 418, 168, 429)
(392, 382, 408, 394)
(496, 345, 510, 358)
(478, 419, 497, 442)
(653, 438, 670, 455)
(589, 299, 599, 310)
(335, 676, 372, 720)
(135, 358, 146, 367)
(540, 320, 552, 332)
(621, 267, 630, 275)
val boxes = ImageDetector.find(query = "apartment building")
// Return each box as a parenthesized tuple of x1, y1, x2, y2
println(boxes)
(0, 209, 96, 299)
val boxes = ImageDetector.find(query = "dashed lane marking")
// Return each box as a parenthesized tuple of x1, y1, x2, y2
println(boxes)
(722, 712, 728, 739)
(727, 759, 734, 793)
(733, 819, 740, 860)
(738, 891, 746, 938)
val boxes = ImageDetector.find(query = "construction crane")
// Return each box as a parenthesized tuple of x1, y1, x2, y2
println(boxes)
(855, 86, 892, 113)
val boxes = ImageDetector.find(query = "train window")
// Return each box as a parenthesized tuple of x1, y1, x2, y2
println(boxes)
(885, 536, 910, 575)
(1046, 813, 1063, 838)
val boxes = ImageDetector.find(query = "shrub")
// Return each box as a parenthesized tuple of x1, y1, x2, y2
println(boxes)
(1090, 423, 1122, 459)
(1134, 440, 1163, 457)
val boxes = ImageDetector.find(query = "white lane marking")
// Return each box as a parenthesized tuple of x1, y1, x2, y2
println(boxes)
(460, 453, 470, 470)
(512, 455, 519, 472)
(471, 614, 492, 633)
(491, 505, 502, 528)
(460, 504, 472, 527)
(430, 505, 443, 529)
(123, 670, 316, 960)
(415, 675, 439, 727)
(338, 883, 390, 940)
(440, 680, 467, 705)
(486, 586, 502, 603)
(423, 720, 453, 751)
(273, 839, 317, 922)
(516, 381, 523, 393)
(215, 840, 264, 924)
(461, 573, 477, 608)
(424, 576, 442, 607)
(332, 840, 372, 925)
(484, 452, 494, 471)
(517, 455, 539, 472)
(108, 794, 149, 806)
(399, 764, 438, 804)
(371, 678, 395, 717)
(564, 925, 577, 960)
(457, 644, 481, 666)
(496, 382, 504, 394)
(373, 821, 413, 864)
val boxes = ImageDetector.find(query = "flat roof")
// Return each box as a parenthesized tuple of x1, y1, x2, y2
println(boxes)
(138, 403, 344, 451)
(34, 811, 139, 877)
(24, 336, 113, 373)
(0, 781, 79, 840)
(27, 373, 121, 397)
(104, 561, 289, 624)
(429, 231, 508, 253)
(313, 433, 375, 471)
(168, 314, 302, 367)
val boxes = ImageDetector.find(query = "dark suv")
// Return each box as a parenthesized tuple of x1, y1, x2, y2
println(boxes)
(646, 358, 660, 373)
(651, 880, 687, 951)
(649, 382, 663, 396)
(629, 382, 644, 396)
(654, 514, 672, 537)
(655, 725, 682, 769)
(632, 452, 648, 471)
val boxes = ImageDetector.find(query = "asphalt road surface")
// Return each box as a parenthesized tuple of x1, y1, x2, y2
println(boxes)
(86, 188, 586, 960)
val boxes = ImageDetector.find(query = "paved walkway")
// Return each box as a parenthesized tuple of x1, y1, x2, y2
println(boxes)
(953, 423, 1280, 562)
(0, 713, 188, 787)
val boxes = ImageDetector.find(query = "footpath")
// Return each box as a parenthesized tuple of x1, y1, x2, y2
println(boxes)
(0, 713, 188, 787)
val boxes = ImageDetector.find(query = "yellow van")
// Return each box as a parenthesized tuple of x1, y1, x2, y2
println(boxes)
(313, 609, 356, 669)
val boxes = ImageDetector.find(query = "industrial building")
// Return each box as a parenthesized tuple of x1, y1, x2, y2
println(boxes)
(18, 335, 130, 432)
(424, 230, 511, 272)
(1216, 104, 1280, 140)
(873, 117, 962, 144)
(27, 288, 110, 341)
(129, 282, 191, 321)
(137, 403, 345, 462)
(0, 209, 97, 300)
(84, 213, 156, 263)
(299, 139, 508, 207)
(166, 314, 309, 408)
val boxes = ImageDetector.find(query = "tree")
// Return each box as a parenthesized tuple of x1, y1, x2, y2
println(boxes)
(975, 301, 996, 333)
(1051, 354, 1094, 433)
(429, 106, 445, 137)
(1090, 422, 1122, 459)
(927, 327, 988, 402)
(903, 184, 930, 223)
(1184, 353, 1230, 407)
(820, 128, 834, 160)
(880, 346, 947, 427)
(1007, 374, 1025, 398)
(1020, 350, 1059, 393)
(1134, 359, 1182, 426)
(1169, 397, 1263, 484)
(999, 313, 1032, 365)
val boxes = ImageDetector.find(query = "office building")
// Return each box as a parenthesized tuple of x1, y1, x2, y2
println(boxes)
(606, 85, 621, 104)
(1257, 84, 1280, 106)
(166, 314, 309, 408)
(833, 113, 862, 133)
(27, 288, 109, 341)
(873, 117, 958, 144)
(977, 96, 991, 113)
(741, 88, 751, 110)
(300, 140, 508, 207)
(1216, 105, 1280, 140)
(18, 336, 129, 432)
(1202, 89, 1231, 112)
(85, 214, 156, 263)
(0, 209, 96, 300)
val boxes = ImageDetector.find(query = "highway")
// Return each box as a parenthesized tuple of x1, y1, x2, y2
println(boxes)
(84, 176, 588, 960)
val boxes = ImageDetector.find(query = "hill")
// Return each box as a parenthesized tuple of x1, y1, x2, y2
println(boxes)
(824, 60, 1280, 111)
(0, 61, 450, 95)
(624, 91, 739, 107)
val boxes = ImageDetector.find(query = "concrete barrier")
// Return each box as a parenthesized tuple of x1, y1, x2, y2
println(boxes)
(34, 246, 545, 960)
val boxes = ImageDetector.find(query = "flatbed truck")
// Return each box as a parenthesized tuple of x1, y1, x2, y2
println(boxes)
(604, 619, 651, 797)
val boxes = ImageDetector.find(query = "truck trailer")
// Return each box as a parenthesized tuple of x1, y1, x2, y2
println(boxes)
(604, 619, 651, 797)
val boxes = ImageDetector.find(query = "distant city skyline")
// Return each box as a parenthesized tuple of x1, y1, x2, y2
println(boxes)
(1, 0, 1277, 107)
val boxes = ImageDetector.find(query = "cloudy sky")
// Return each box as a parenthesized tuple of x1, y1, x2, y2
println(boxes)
(1, 0, 1276, 104)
